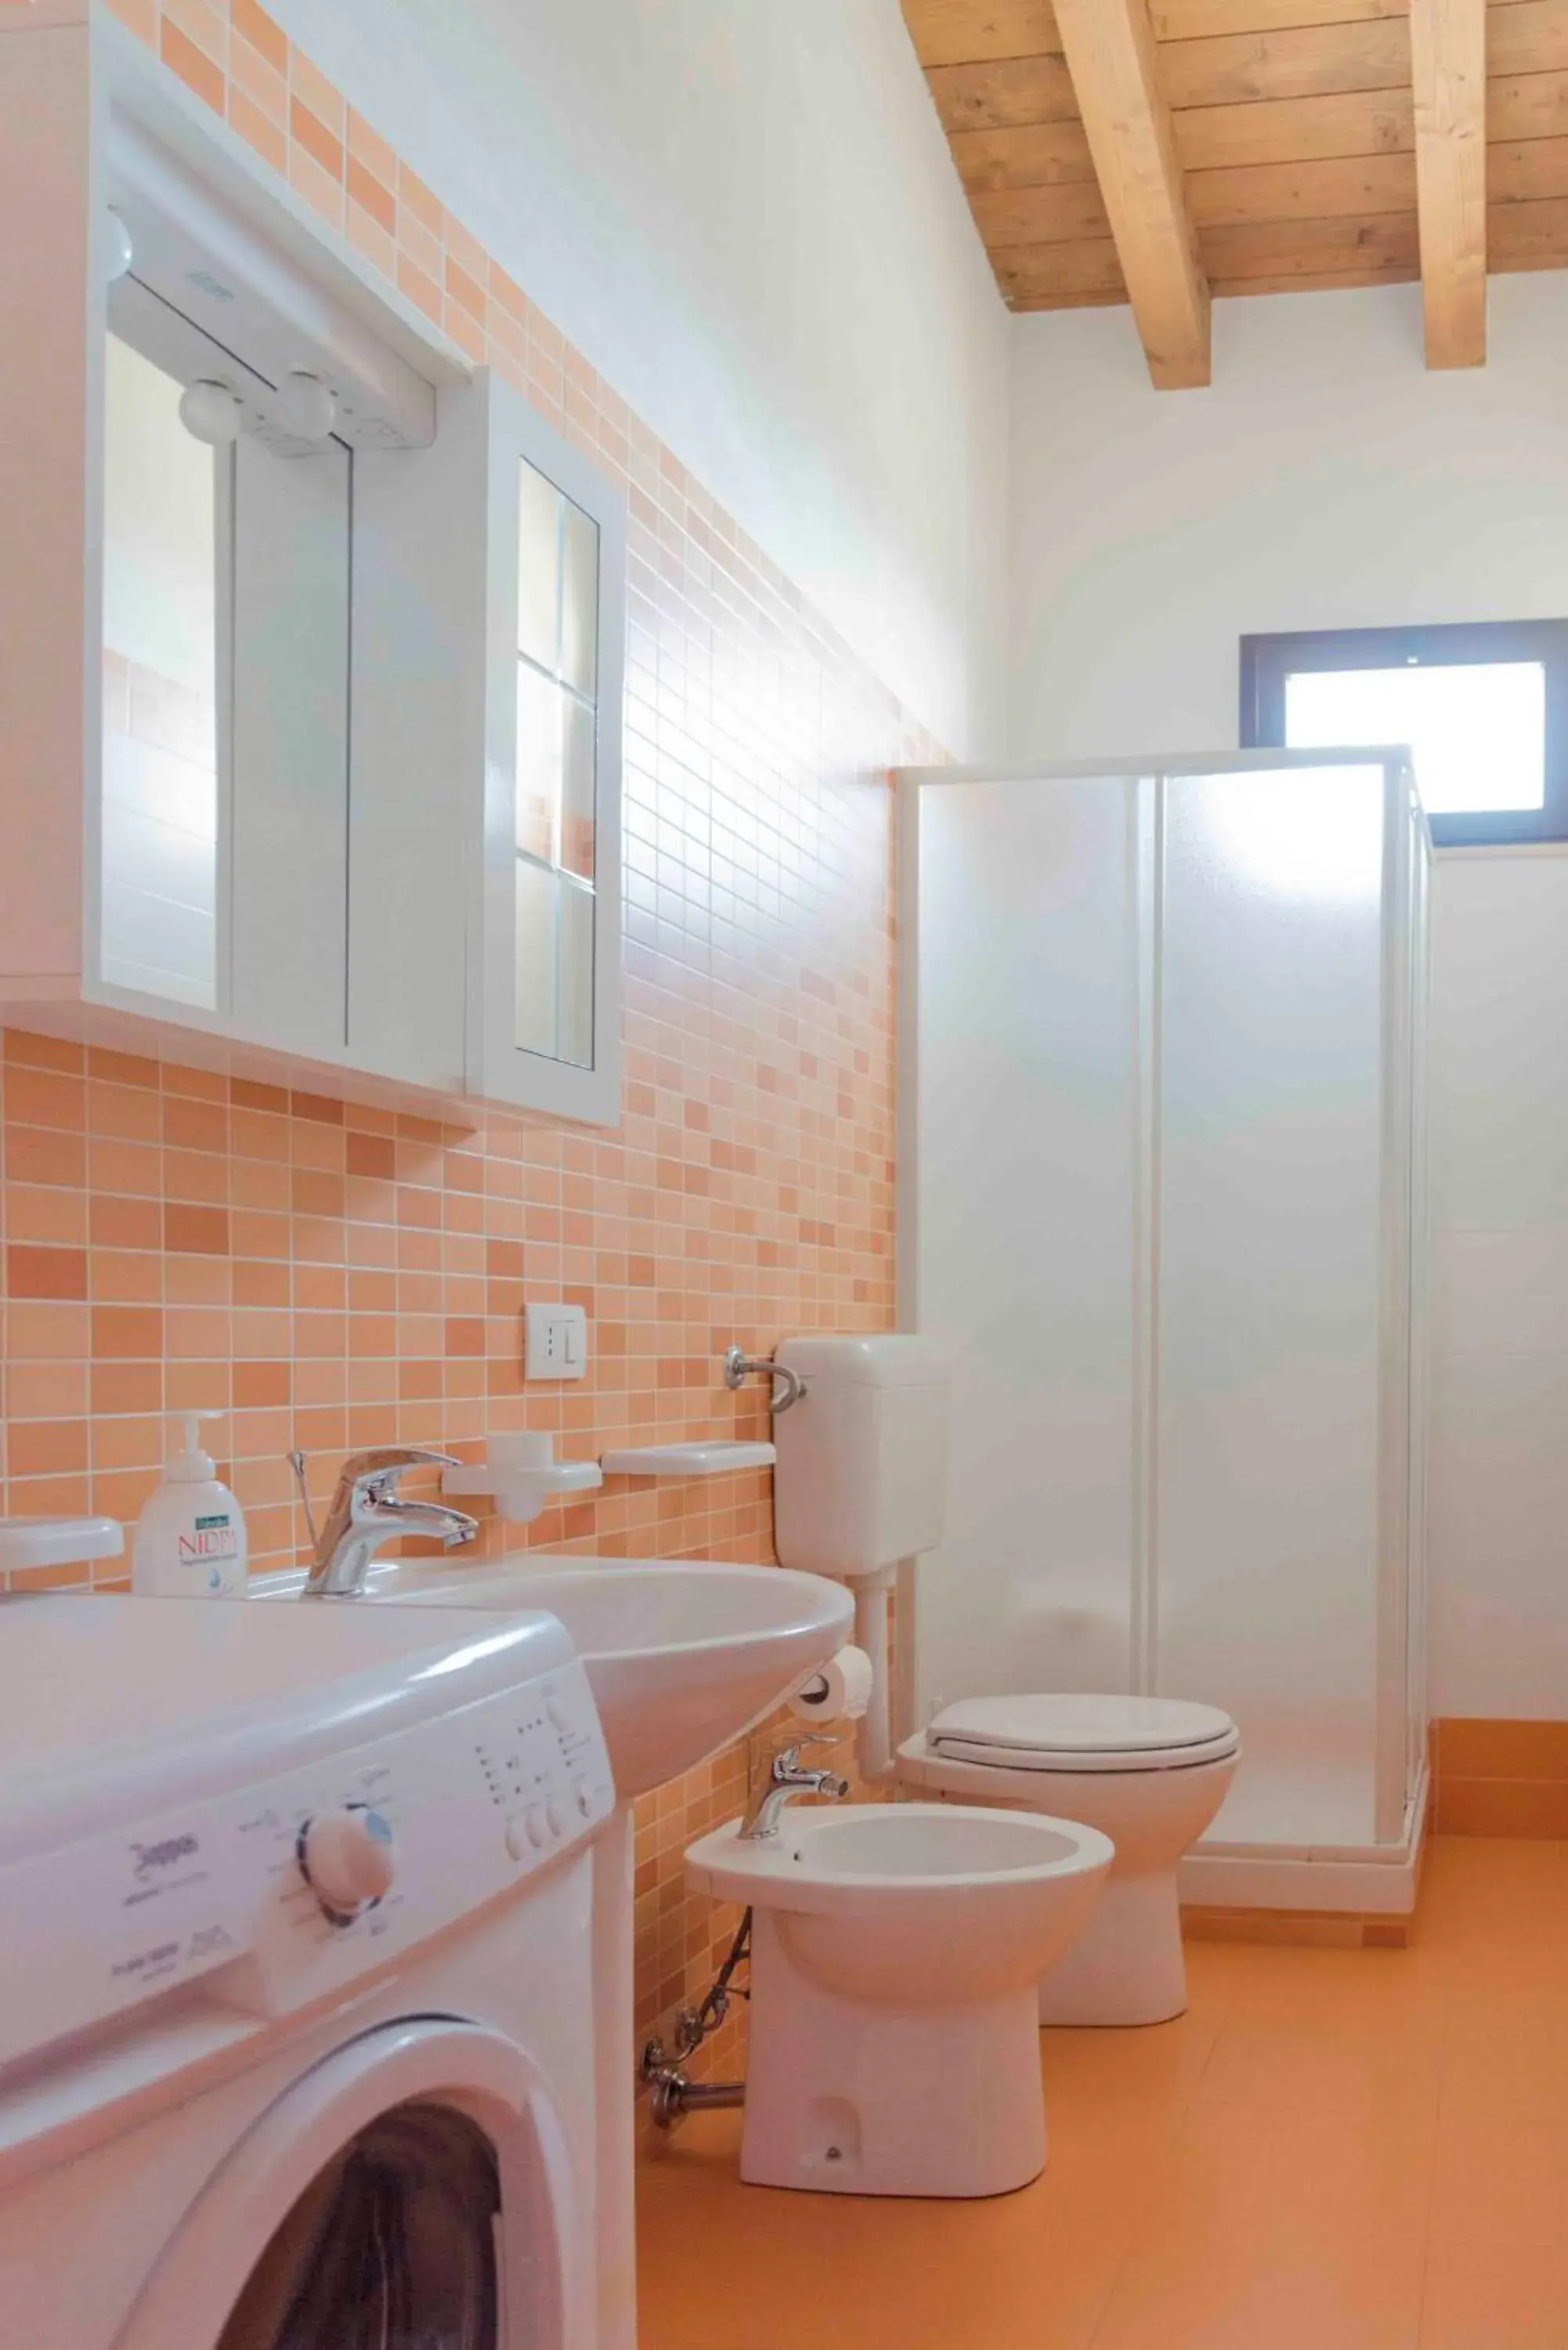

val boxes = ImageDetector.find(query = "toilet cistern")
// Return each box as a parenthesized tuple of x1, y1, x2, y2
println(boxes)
(739, 1738, 851, 1840)
(293, 1446, 478, 1598)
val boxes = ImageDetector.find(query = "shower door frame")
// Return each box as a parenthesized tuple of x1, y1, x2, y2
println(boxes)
(895, 750, 1430, 1883)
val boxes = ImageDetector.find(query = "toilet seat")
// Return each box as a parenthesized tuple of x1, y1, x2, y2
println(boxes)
(927, 1693, 1239, 1775)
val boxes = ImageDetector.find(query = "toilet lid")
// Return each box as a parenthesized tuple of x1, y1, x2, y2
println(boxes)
(927, 1694, 1239, 1774)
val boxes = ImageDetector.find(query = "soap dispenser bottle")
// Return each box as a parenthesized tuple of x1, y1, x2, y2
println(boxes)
(132, 1412, 248, 1597)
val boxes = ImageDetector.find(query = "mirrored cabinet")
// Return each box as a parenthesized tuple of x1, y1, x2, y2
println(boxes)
(0, 2, 624, 1125)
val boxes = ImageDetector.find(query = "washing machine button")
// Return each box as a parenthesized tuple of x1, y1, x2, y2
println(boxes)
(544, 1797, 565, 1838)
(506, 1807, 550, 1858)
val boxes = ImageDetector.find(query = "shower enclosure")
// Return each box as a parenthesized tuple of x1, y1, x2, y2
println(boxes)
(898, 753, 1429, 1896)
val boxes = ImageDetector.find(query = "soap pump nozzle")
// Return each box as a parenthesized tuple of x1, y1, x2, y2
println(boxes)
(167, 1409, 221, 1484)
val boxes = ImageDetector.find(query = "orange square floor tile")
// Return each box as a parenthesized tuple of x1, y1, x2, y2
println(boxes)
(638, 1838, 1568, 2350)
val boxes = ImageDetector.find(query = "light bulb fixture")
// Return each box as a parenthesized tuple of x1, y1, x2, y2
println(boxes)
(104, 208, 134, 284)
(275, 370, 338, 441)
(178, 378, 244, 446)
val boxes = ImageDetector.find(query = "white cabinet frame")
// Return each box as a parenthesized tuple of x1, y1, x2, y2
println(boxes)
(474, 375, 624, 1126)
(0, 5, 627, 1123)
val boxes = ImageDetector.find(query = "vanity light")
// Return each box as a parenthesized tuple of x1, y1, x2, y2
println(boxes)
(276, 368, 337, 440)
(177, 378, 244, 445)
(104, 208, 133, 284)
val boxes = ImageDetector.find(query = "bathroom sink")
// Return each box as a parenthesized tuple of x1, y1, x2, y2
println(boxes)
(256, 1556, 854, 1798)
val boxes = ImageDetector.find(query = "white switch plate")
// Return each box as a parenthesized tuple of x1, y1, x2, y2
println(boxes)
(526, 1303, 588, 1381)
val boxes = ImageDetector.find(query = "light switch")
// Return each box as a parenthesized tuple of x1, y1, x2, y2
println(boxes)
(526, 1302, 588, 1381)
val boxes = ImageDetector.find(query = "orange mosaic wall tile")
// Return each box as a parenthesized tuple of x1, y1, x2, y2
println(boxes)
(0, 0, 944, 2063)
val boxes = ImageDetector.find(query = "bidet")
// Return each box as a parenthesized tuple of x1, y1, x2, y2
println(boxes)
(685, 1801, 1112, 2196)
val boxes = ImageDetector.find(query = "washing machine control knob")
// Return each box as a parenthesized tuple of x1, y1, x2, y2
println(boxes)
(297, 1804, 396, 1920)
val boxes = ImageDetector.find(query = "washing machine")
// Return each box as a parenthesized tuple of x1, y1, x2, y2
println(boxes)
(0, 1590, 616, 2349)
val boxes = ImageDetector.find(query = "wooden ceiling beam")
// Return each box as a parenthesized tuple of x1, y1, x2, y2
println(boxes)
(1410, 0, 1487, 362)
(1050, 0, 1212, 384)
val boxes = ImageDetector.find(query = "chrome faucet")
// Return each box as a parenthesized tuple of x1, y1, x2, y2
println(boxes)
(739, 1740, 851, 1842)
(298, 1447, 478, 1599)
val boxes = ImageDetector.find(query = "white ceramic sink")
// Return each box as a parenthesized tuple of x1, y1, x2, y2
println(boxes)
(257, 1556, 854, 1798)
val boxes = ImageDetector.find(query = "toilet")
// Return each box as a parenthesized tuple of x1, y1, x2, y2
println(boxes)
(685, 1801, 1112, 2197)
(771, 1332, 1241, 2033)
(898, 1693, 1239, 2026)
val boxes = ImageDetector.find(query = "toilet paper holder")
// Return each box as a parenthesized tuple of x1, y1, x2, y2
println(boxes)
(788, 1643, 874, 1724)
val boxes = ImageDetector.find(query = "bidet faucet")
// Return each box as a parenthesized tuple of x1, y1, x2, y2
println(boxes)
(299, 1446, 478, 1598)
(739, 1741, 851, 1842)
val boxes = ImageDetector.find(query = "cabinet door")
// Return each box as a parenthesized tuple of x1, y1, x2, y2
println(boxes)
(98, 307, 352, 1058)
(99, 330, 224, 1009)
(475, 378, 624, 1124)
(229, 434, 350, 1055)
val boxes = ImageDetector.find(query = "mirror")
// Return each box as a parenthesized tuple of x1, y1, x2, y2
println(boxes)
(513, 454, 600, 1069)
(100, 313, 351, 1055)
(101, 332, 221, 1008)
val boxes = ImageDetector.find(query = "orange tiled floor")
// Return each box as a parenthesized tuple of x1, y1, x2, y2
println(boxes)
(637, 1837, 1568, 2350)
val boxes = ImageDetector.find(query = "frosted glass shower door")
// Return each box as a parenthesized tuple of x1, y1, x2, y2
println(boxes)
(1156, 765, 1394, 1849)
(908, 772, 1148, 1713)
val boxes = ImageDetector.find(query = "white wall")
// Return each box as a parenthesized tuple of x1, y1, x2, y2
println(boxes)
(1010, 276, 1568, 1719)
(269, 0, 1010, 760)
(1425, 850, 1568, 1717)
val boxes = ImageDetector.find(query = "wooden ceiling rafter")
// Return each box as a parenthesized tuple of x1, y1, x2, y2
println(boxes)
(1411, 0, 1489, 361)
(901, 0, 1568, 372)
(1050, 0, 1212, 384)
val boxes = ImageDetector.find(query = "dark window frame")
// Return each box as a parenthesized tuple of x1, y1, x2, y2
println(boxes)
(1239, 620, 1568, 848)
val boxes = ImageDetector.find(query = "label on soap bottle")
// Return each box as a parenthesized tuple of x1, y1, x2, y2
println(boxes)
(178, 1513, 238, 1564)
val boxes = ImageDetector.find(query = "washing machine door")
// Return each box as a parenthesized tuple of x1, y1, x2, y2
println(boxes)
(112, 2020, 589, 2350)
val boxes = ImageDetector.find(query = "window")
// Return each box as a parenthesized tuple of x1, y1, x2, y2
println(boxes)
(1240, 621, 1568, 846)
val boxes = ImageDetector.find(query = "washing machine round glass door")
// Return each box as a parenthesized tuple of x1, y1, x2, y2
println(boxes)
(215, 2100, 499, 2348)
(114, 2021, 587, 2350)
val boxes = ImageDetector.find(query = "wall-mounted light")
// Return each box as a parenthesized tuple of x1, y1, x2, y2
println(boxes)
(105, 208, 133, 283)
(178, 378, 244, 445)
(276, 369, 337, 441)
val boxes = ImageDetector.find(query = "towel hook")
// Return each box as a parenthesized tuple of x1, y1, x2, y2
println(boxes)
(723, 1345, 807, 1415)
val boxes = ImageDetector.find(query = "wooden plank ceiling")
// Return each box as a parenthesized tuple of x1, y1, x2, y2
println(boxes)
(901, 0, 1554, 381)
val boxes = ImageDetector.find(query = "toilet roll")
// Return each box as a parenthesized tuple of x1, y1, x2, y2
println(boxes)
(789, 1644, 874, 1724)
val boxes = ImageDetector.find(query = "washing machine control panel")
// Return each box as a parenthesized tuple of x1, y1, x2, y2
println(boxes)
(234, 1658, 613, 1998)
(0, 1657, 613, 2065)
